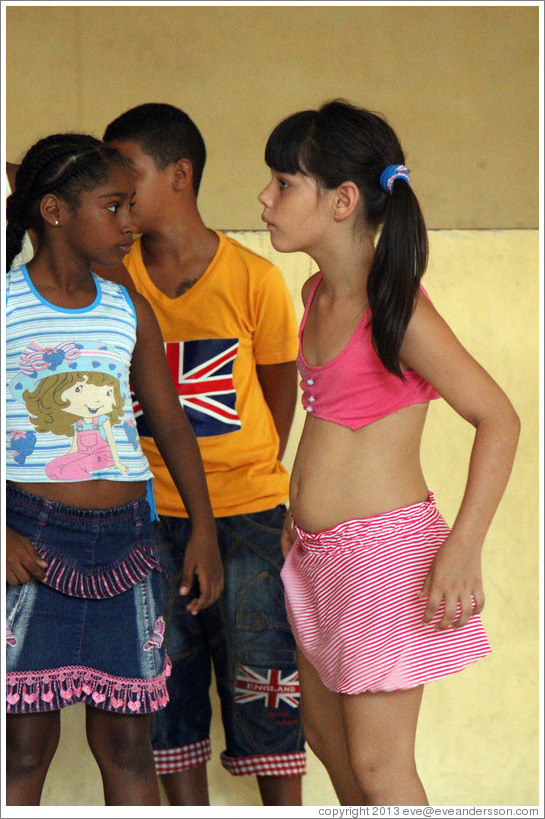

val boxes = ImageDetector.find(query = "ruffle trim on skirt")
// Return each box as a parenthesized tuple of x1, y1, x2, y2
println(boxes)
(6, 656, 172, 714)
(39, 542, 167, 599)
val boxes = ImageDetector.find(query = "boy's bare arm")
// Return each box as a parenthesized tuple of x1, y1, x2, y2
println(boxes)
(257, 361, 298, 460)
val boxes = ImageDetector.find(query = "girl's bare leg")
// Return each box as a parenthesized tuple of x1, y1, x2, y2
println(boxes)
(297, 651, 366, 805)
(85, 707, 160, 805)
(6, 711, 61, 805)
(341, 685, 427, 806)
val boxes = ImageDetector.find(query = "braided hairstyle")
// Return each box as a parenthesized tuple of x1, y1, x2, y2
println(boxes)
(6, 133, 129, 270)
(264, 99, 428, 378)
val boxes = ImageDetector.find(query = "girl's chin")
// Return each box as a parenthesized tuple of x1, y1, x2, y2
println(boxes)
(268, 234, 299, 254)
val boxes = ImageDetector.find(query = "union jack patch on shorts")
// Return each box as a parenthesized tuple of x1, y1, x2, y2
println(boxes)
(234, 665, 300, 709)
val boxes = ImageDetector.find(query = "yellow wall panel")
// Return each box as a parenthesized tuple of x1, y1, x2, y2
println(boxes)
(36, 229, 539, 808)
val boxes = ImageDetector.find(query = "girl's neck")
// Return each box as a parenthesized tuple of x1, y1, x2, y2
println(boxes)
(26, 253, 96, 308)
(311, 233, 375, 297)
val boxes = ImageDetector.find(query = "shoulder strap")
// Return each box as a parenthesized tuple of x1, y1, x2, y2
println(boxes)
(299, 273, 322, 337)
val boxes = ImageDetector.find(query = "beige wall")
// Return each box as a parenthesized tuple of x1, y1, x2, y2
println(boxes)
(35, 229, 539, 808)
(5, 4, 539, 229)
(4, 2, 540, 810)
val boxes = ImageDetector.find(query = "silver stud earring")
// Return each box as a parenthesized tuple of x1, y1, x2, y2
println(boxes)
(54, 220, 59, 226)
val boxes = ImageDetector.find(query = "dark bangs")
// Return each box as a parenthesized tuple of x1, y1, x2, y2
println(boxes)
(264, 110, 317, 174)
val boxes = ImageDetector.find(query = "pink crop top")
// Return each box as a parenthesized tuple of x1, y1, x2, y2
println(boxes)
(297, 274, 440, 430)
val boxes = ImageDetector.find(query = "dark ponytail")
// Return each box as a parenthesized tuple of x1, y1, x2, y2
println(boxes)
(368, 178, 428, 377)
(6, 133, 128, 270)
(264, 99, 428, 377)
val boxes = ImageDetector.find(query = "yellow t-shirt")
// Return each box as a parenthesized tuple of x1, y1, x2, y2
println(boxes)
(124, 231, 298, 517)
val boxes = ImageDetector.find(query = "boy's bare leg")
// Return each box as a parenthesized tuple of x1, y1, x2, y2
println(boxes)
(258, 773, 302, 805)
(160, 765, 210, 805)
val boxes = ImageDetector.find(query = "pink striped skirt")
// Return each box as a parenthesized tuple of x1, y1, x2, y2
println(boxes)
(281, 493, 491, 694)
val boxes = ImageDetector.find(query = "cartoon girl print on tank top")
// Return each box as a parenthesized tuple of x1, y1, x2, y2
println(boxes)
(9, 340, 132, 480)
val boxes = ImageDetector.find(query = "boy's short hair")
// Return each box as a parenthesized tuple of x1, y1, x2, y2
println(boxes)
(103, 103, 206, 194)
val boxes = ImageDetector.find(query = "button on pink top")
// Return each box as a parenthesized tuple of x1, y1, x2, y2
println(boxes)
(296, 274, 440, 430)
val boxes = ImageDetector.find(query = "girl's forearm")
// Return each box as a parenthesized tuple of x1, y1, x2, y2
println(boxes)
(449, 408, 520, 551)
(151, 417, 215, 532)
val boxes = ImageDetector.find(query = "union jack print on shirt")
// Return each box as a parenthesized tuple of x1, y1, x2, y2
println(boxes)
(133, 338, 240, 438)
(234, 665, 301, 709)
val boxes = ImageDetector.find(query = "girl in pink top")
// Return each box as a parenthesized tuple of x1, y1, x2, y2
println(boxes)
(258, 100, 520, 806)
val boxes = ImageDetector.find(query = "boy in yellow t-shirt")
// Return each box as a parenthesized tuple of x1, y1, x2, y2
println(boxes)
(100, 103, 305, 806)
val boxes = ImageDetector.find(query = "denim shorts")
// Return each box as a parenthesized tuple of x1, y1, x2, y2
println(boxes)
(150, 505, 306, 778)
(5, 484, 171, 715)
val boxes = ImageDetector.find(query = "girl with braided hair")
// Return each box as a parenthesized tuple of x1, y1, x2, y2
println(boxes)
(5, 133, 223, 805)
(258, 100, 520, 805)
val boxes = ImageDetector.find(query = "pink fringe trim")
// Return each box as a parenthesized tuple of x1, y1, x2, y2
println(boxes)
(39, 543, 166, 599)
(6, 656, 171, 714)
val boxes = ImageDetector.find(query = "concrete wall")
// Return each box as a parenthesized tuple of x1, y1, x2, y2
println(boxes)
(5, 4, 538, 229)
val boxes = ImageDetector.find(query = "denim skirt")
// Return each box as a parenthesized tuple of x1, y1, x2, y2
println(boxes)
(6, 484, 171, 715)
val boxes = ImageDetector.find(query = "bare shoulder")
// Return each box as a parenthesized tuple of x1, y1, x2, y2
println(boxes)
(127, 288, 157, 325)
(92, 262, 135, 291)
(402, 287, 519, 427)
(402, 287, 463, 366)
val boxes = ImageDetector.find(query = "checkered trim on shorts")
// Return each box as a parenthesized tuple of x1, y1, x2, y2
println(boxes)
(153, 739, 212, 774)
(220, 750, 306, 777)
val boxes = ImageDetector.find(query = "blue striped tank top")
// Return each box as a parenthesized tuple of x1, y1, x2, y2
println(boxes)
(5, 265, 154, 485)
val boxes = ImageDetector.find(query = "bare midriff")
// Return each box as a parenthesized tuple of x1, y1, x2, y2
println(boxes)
(11, 480, 147, 510)
(289, 402, 431, 533)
